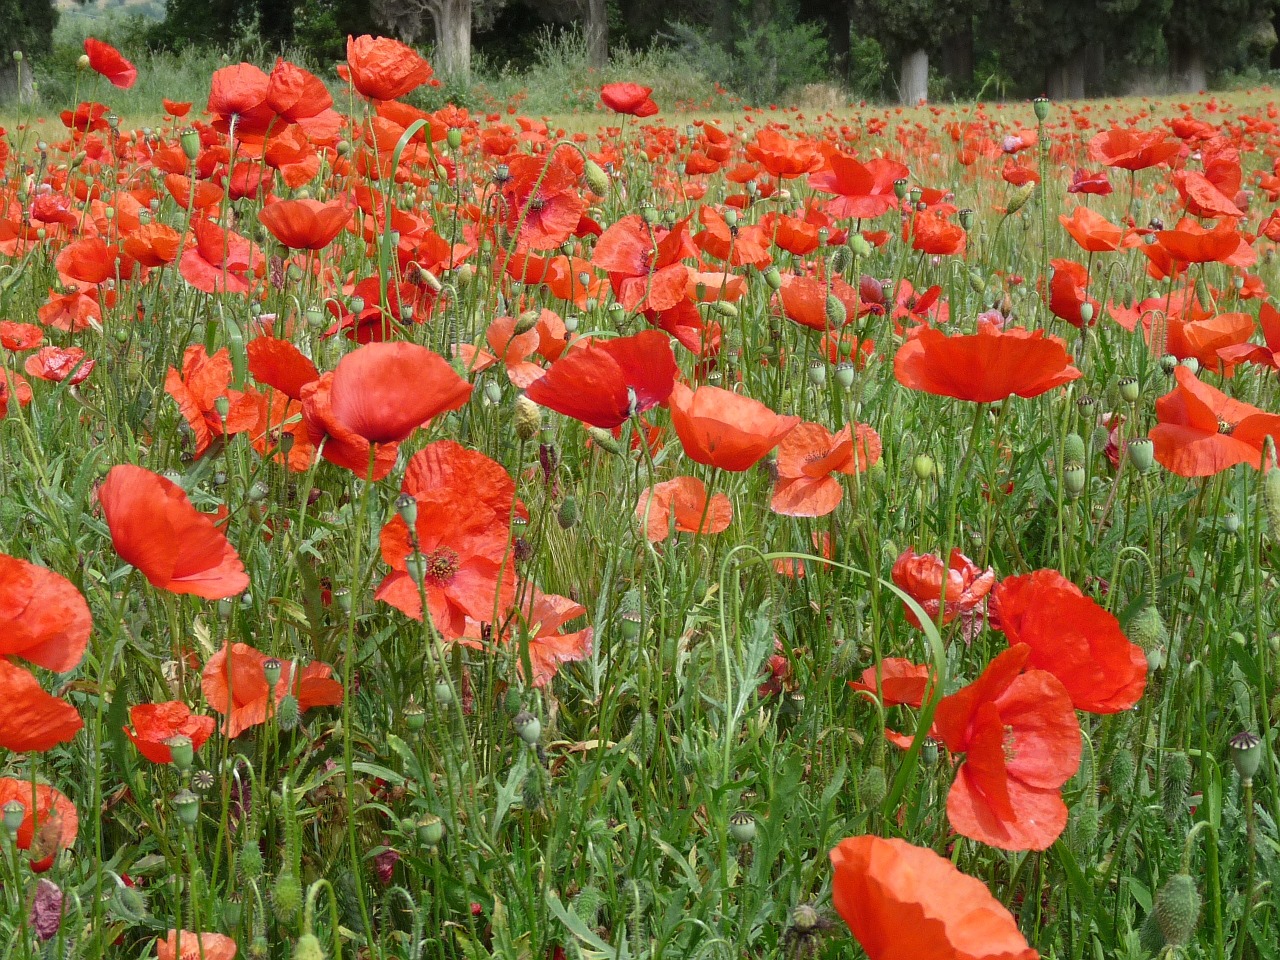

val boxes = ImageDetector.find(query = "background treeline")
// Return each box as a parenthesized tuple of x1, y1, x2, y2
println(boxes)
(4, 0, 1280, 108)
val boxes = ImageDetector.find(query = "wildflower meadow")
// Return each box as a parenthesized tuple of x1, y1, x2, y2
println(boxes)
(1, 33, 1280, 960)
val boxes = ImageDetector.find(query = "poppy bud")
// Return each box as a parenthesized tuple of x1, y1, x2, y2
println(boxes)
(1078, 302, 1094, 325)
(166, 735, 195, 771)
(513, 710, 541, 745)
(1033, 97, 1050, 121)
(12, 51, 22, 63)
(849, 233, 872, 259)
(1127, 437, 1155, 473)
(3, 799, 24, 833)
(513, 395, 542, 441)
(829, 244, 853, 273)
(711, 301, 738, 318)
(584, 159, 609, 195)
(912, 453, 935, 481)
(417, 814, 445, 846)
(1005, 182, 1035, 215)
(276, 695, 300, 730)
(273, 870, 302, 920)
(1229, 730, 1263, 783)
(557, 496, 579, 529)
(293, 934, 326, 960)
(728, 811, 756, 844)
(1063, 432, 1086, 464)
(858, 765, 887, 806)
(1129, 603, 1168, 669)
(825, 293, 847, 327)
(77, 53, 90, 70)
(1119, 376, 1140, 403)
(1160, 750, 1191, 826)
(791, 904, 820, 933)
(180, 128, 200, 161)
(1264, 453, 1280, 539)
(443, 126, 463, 150)
(1153, 873, 1200, 947)
(172, 789, 199, 827)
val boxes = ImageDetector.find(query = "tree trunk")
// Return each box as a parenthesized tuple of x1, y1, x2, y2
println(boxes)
(0, 63, 36, 106)
(1045, 63, 1068, 100)
(1065, 48, 1085, 99)
(1170, 41, 1206, 92)
(585, 0, 608, 69)
(433, 0, 472, 79)
(900, 48, 928, 105)
(1084, 43, 1105, 97)
(939, 19, 973, 93)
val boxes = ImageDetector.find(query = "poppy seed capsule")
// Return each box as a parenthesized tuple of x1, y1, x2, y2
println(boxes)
(263, 658, 282, 687)
(912, 453, 936, 481)
(728, 811, 756, 843)
(1223, 512, 1241, 534)
(434, 679, 454, 706)
(173, 789, 199, 827)
(3, 800, 24, 833)
(1119, 376, 1140, 403)
(835, 363, 855, 389)
(165, 735, 194, 771)
(1033, 97, 1050, 121)
(417, 814, 445, 846)
(1078, 302, 1094, 325)
(1229, 731, 1263, 783)
(180, 128, 200, 160)
(763, 266, 782, 290)
(807, 362, 827, 386)
(1127, 437, 1155, 473)
(403, 700, 425, 731)
(513, 711, 541, 745)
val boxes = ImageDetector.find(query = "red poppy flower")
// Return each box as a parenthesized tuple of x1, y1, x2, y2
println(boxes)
(84, 37, 137, 88)
(99, 465, 249, 599)
(830, 835, 1038, 960)
(770, 421, 881, 517)
(246, 336, 320, 401)
(1219, 300, 1280, 370)
(259, 199, 350, 251)
(808, 153, 907, 220)
(511, 591, 593, 687)
(911, 210, 966, 256)
(206, 62, 275, 134)
(991, 570, 1146, 714)
(375, 489, 517, 639)
(0, 321, 42, 351)
(24, 346, 95, 385)
(1068, 168, 1112, 195)
(891, 548, 995, 629)
(636, 476, 733, 541)
(0, 370, 33, 419)
(201, 643, 342, 738)
(1149, 366, 1280, 476)
(745, 128, 822, 179)
(593, 214, 694, 313)
(124, 224, 182, 268)
(157, 931, 238, 960)
(934, 644, 1082, 851)
(0, 659, 83, 753)
(894, 322, 1082, 403)
(325, 340, 471, 445)
(0, 554, 91, 675)
(525, 330, 677, 429)
(1046, 259, 1101, 328)
(1153, 219, 1250, 267)
(0, 779, 77, 873)
(600, 82, 658, 117)
(693, 206, 771, 268)
(500, 150, 587, 252)
(163, 98, 192, 117)
(267, 58, 342, 139)
(1160, 311, 1254, 370)
(847, 658, 933, 708)
(1087, 127, 1179, 171)
(165, 346, 261, 458)
(1059, 206, 1121, 253)
(180, 219, 260, 296)
(345, 35, 434, 102)
(124, 702, 216, 764)
(668, 382, 799, 472)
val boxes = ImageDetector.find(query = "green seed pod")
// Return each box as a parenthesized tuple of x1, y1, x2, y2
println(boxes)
(1111, 747, 1136, 795)
(1153, 873, 1200, 946)
(1063, 432, 1086, 464)
(1119, 376, 1140, 403)
(1033, 97, 1050, 121)
(912, 453, 936, 481)
(293, 933, 326, 960)
(728, 811, 756, 844)
(1129, 604, 1168, 670)
(513, 710, 541, 745)
(1127, 437, 1155, 473)
(825, 293, 847, 327)
(276, 695, 300, 731)
(557, 496, 580, 530)
(1161, 751, 1191, 826)
(585, 159, 609, 195)
(858, 766, 887, 807)
(763, 266, 782, 290)
(1063, 463, 1086, 498)
(1229, 731, 1263, 783)
(272, 869, 302, 922)
(1005, 182, 1035, 215)
(238, 835, 264, 881)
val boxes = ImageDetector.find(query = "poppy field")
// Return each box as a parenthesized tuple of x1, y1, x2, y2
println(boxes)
(3, 33, 1280, 960)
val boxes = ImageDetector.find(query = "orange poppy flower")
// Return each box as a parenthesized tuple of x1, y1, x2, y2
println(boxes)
(1059, 206, 1122, 253)
(600, 82, 658, 117)
(0, 659, 83, 753)
(1159, 311, 1254, 371)
(124, 702, 216, 764)
(259, 199, 350, 251)
(0, 779, 78, 873)
(1153, 219, 1251, 267)
(323, 340, 471, 445)
(668, 382, 799, 472)
(1046, 259, 1100, 328)
(0, 369, 33, 418)
(266, 58, 342, 140)
(201, 643, 342, 738)
(1218, 300, 1280, 370)
(745, 128, 822, 179)
(911, 210, 966, 256)
(934, 644, 1082, 851)
(770, 421, 881, 517)
(593, 214, 694, 313)
(525, 330, 677, 429)
(1149, 366, 1280, 476)
(246, 336, 320, 401)
(991, 570, 1145, 714)
(345, 35, 434, 102)
(777, 274, 868, 332)
(500, 150, 586, 252)
(830, 835, 1038, 960)
(165, 346, 261, 458)
(808, 153, 906, 219)
(511, 591, 594, 688)
(24, 346, 95, 385)
(156, 930, 239, 960)
(1087, 127, 1179, 170)
(891, 548, 995, 629)
(847, 658, 933, 708)
(893, 322, 1082, 403)
(84, 37, 137, 88)
(100, 465, 249, 599)
(124, 223, 182, 267)
(636, 476, 733, 541)
(206, 62, 274, 134)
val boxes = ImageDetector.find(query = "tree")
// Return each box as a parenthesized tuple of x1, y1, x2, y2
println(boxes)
(0, 0, 57, 103)
(372, 0, 508, 77)
(851, 0, 984, 103)
(1166, 0, 1276, 90)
